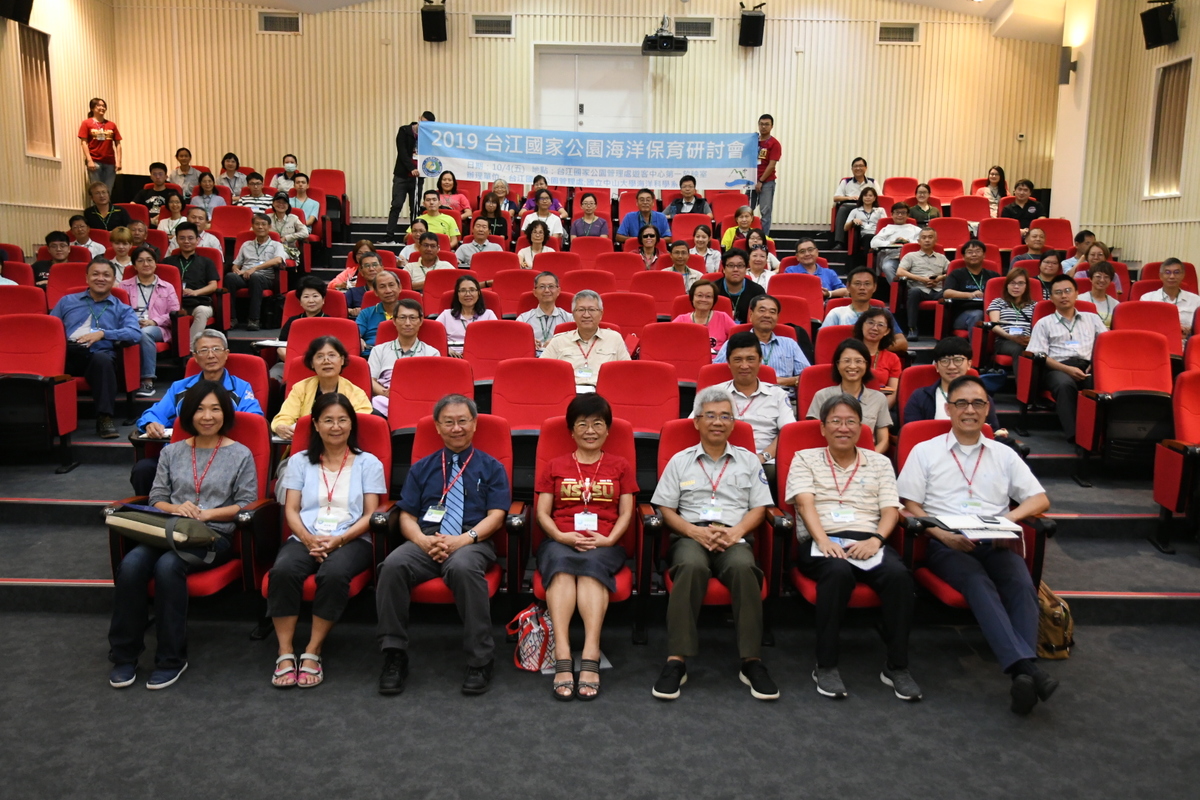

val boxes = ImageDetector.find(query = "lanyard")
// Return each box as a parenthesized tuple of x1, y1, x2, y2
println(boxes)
(321, 448, 350, 508)
(191, 443, 221, 504)
(1055, 313, 1078, 336)
(1008, 301, 1032, 323)
(575, 336, 599, 364)
(762, 337, 776, 364)
(691, 310, 712, 326)
(723, 280, 745, 300)
(696, 454, 731, 502)
(824, 449, 862, 504)
(392, 339, 418, 359)
(572, 452, 604, 506)
(136, 281, 156, 314)
(964, 269, 986, 293)
(536, 313, 556, 342)
(948, 435, 986, 497)
(440, 449, 475, 502)
(84, 296, 107, 329)
(734, 391, 757, 418)
(254, 240, 270, 262)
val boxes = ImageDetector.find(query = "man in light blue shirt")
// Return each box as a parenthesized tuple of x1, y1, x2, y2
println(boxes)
(50, 257, 141, 438)
(615, 188, 672, 243)
(715, 294, 810, 399)
(783, 238, 846, 299)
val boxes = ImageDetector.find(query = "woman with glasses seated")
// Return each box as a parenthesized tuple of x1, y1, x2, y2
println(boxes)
(672, 279, 736, 354)
(805, 339, 891, 453)
(986, 267, 1037, 363)
(852, 308, 901, 408)
(903, 337, 1002, 429)
(272, 336, 372, 441)
(435, 274, 498, 358)
(536, 394, 638, 701)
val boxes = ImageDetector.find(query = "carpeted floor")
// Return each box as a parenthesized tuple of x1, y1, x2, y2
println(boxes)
(3, 612, 1198, 799)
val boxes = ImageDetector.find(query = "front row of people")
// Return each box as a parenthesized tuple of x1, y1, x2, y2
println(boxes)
(107, 377, 1057, 714)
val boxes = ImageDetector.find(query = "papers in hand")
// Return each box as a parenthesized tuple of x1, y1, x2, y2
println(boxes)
(254, 339, 288, 348)
(137, 427, 172, 441)
(927, 514, 1020, 540)
(811, 538, 884, 570)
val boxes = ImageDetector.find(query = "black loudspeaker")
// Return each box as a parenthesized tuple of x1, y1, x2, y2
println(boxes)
(739, 11, 765, 47)
(1140, 3, 1179, 50)
(421, 5, 447, 43)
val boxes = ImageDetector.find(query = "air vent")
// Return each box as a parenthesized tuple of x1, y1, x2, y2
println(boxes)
(472, 15, 514, 37)
(675, 18, 715, 39)
(877, 22, 919, 45)
(258, 12, 301, 34)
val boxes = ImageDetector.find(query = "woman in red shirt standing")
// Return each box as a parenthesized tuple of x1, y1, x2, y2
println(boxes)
(78, 98, 122, 191)
(535, 394, 638, 701)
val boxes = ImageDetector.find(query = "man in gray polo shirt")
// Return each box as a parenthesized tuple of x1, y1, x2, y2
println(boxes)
(651, 386, 778, 702)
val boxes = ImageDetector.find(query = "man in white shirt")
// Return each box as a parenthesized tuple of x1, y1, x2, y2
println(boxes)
(539, 290, 630, 386)
(870, 203, 922, 283)
(404, 232, 455, 291)
(832, 157, 876, 248)
(1026, 274, 1108, 438)
(455, 217, 502, 268)
(69, 215, 106, 258)
(516, 271, 571, 353)
(227, 213, 287, 331)
(897, 375, 1054, 715)
(182, 206, 223, 257)
(369, 297, 440, 416)
(1141, 257, 1200, 338)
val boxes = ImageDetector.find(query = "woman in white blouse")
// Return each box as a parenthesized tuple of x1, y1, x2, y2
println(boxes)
(435, 274, 498, 356)
(518, 220, 553, 270)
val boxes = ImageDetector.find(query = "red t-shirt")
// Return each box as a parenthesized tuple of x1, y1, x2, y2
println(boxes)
(78, 118, 122, 164)
(756, 136, 780, 182)
(535, 452, 638, 537)
(866, 348, 902, 392)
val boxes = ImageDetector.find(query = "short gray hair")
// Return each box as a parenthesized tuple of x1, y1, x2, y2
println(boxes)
(192, 329, 228, 351)
(818, 393, 862, 423)
(693, 386, 734, 417)
(572, 290, 603, 312)
(433, 393, 478, 421)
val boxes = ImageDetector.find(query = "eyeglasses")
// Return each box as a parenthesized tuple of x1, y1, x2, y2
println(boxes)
(641, 234, 657, 239)
(535, 284, 558, 291)
(573, 420, 607, 431)
(838, 358, 867, 367)
(1050, 289, 1075, 297)
(193, 347, 226, 356)
(313, 353, 342, 363)
(826, 417, 861, 428)
(949, 399, 990, 410)
(863, 320, 889, 329)
(701, 413, 735, 423)
(395, 315, 422, 323)
(575, 307, 599, 315)
(936, 356, 968, 367)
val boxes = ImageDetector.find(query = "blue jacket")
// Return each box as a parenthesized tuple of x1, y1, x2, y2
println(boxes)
(137, 369, 264, 431)
(50, 291, 141, 352)
(903, 383, 1000, 429)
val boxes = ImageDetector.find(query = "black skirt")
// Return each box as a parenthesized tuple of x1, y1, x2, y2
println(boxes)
(537, 539, 627, 594)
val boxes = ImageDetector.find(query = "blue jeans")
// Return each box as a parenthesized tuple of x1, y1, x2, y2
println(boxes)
(747, 180, 776, 236)
(138, 326, 165, 379)
(107, 538, 232, 669)
(954, 308, 985, 332)
(92, 163, 116, 192)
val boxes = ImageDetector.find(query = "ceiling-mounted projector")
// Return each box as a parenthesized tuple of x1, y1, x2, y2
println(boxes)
(643, 15, 688, 56)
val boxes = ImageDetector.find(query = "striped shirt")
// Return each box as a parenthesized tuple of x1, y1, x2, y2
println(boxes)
(785, 447, 901, 541)
(986, 298, 1036, 336)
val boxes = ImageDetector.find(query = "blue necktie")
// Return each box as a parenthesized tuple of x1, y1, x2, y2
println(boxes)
(443, 453, 465, 535)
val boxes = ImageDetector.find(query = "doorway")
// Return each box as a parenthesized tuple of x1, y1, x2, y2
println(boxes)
(535, 50, 647, 133)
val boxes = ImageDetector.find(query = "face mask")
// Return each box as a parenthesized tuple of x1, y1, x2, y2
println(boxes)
(284, 163, 297, 173)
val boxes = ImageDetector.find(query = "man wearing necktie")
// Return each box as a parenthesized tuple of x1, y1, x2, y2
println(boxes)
(376, 394, 512, 696)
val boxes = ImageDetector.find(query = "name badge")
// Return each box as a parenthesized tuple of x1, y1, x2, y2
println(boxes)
(829, 509, 856, 523)
(1064, 340, 1081, 349)
(575, 368, 595, 382)
(574, 512, 598, 532)
(960, 499, 984, 513)
(1007, 326, 1025, 336)
(679, 480, 695, 487)
(700, 504, 724, 521)
(423, 504, 446, 524)
(314, 512, 340, 535)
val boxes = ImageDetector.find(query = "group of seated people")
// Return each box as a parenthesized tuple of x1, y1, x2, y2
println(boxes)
(103, 367, 1058, 716)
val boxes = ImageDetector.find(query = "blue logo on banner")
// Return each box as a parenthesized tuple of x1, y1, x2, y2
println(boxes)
(421, 156, 443, 177)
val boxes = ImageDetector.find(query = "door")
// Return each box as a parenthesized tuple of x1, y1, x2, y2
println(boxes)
(537, 52, 645, 133)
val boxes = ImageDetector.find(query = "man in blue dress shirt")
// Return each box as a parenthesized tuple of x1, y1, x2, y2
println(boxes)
(50, 257, 141, 438)
(615, 188, 672, 243)
(377, 394, 512, 697)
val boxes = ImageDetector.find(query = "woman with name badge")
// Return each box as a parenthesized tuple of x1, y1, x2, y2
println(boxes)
(267, 393, 387, 688)
(535, 395, 638, 701)
(806, 339, 892, 454)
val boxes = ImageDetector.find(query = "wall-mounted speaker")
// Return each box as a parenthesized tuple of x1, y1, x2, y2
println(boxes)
(421, 5, 447, 43)
(1140, 3, 1179, 50)
(739, 11, 765, 47)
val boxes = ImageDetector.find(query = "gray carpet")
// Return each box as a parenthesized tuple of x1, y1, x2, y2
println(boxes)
(1045, 536, 1200, 592)
(2, 612, 1198, 799)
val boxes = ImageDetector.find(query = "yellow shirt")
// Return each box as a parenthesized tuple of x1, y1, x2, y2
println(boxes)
(272, 376, 373, 430)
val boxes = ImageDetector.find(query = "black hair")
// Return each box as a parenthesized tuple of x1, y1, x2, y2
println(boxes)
(531, 174, 548, 186)
(638, 225, 660, 249)
(891, 201, 909, 213)
(669, 240, 689, 252)
(86, 256, 116, 276)
(396, 297, 424, 316)
(282, 153, 297, 163)
(795, 237, 819, 251)
(130, 245, 158, 265)
(176, 147, 192, 158)
(292, 172, 309, 183)
(178, 379, 234, 436)
(195, 172, 216, 193)
(525, 220, 551, 244)
(845, 266, 876, 285)
(856, 187, 878, 208)
(749, 293, 780, 314)
(173, 221, 199, 238)
(946, 374, 988, 402)
(438, 171, 459, 194)
(247, 172, 264, 183)
(422, 189, 439, 200)
(251, 213, 271, 225)
(759, 114, 774, 124)
(418, 232, 440, 246)
(933, 335, 972, 359)
(961, 239, 987, 255)
(851, 156, 867, 168)
(636, 188, 655, 199)
(579, 192, 597, 205)
(89, 97, 106, 113)
(819, 393, 863, 424)
(986, 165, 1008, 196)
(1074, 230, 1095, 243)
(303, 335, 348, 371)
(295, 275, 327, 298)
(1014, 179, 1034, 191)
(221, 152, 240, 169)
(679, 175, 697, 186)
(149, 162, 168, 174)
(305, 393, 363, 465)
(853, 307, 896, 350)
(722, 247, 749, 267)
(693, 224, 713, 239)
(70, 214, 88, 227)
(831, 338, 875, 385)
(421, 111, 436, 121)
(565, 394, 613, 431)
(725, 331, 763, 359)
(688, 279, 717, 305)
(451, 274, 486, 318)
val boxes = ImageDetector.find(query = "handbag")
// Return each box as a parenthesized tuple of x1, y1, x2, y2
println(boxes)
(504, 602, 556, 672)
(105, 505, 222, 565)
(1037, 581, 1075, 659)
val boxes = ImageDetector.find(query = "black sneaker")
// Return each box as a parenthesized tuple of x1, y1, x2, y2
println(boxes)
(1010, 674, 1038, 715)
(246, 320, 260, 332)
(378, 649, 409, 695)
(880, 665, 923, 701)
(813, 666, 848, 698)
(1032, 668, 1059, 702)
(907, 328, 920, 341)
(652, 660, 687, 700)
(462, 659, 494, 695)
(739, 660, 780, 700)
(96, 415, 119, 439)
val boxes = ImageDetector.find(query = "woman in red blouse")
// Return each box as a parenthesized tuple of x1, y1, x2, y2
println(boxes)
(854, 307, 902, 407)
(535, 394, 637, 701)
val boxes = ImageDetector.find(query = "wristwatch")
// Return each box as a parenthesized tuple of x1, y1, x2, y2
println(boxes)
(466, 529, 479, 542)
(868, 533, 886, 544)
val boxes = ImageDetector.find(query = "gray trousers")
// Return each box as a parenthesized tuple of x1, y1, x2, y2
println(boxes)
(666, 535, 763, 659)
(267, 536, 374, 621)
(376, 538, 496, 665)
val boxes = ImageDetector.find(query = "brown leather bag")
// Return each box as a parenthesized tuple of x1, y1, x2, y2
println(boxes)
(1037, 581, 1075, 659)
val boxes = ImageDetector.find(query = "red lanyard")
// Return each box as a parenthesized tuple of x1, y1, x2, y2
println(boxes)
(441, 449, 475, 500)
(696, 455, 731, 501)
(575, 337, 598, 363)
(948, 434, 985, 497)
(191, 442, 221, 504)
(824, 449, 861, 505)
(735, 392, 757, 418)
(321, 449, 350, 507)
(572, 452, 604, 505)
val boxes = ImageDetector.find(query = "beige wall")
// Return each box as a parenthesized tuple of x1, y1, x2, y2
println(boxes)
(1082, 0, 1198, 263)
(0, 0, 116, 255)
(1, 0, 1061, 250)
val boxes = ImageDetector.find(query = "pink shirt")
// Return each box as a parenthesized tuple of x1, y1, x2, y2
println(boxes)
(439, 193, 473, 214)
(118, 276, 181, 341)
(672, 310, 737, 354)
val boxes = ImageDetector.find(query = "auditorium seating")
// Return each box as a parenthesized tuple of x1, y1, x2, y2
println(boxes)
(0, 314, 79, 472)
(637, 322, 711, 391)
(1151, 369, 1200, 553)
(0, 285, 47, 314)
(628, 271, 687, 318)
(283, 354, 371, 398)
(1111, 301, 1184, 364)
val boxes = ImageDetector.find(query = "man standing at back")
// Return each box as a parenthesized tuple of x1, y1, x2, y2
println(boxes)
(749, 114, 780, 236)
(386, 111, 434, 244)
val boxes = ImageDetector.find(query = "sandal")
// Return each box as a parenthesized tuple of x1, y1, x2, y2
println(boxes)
(577, 659, 601, 701)
(272, 654, 298, 688)
(552, 659, 575, 701)
(297, 652, 323, 688)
